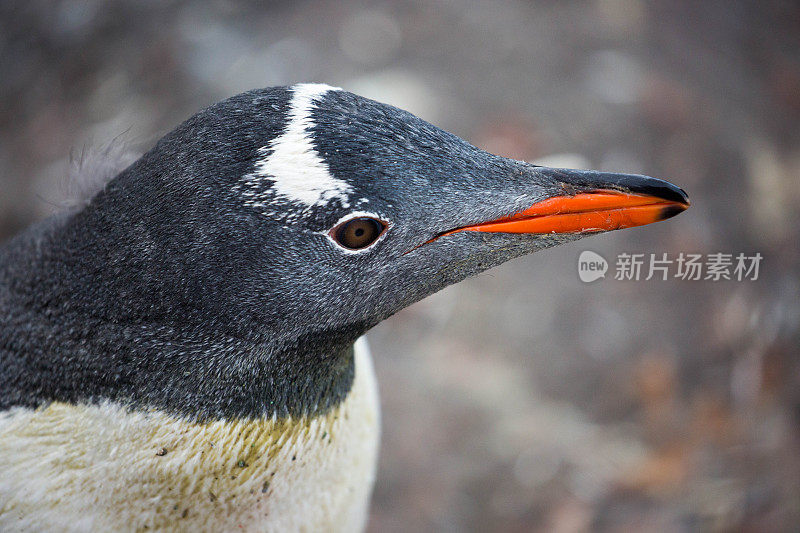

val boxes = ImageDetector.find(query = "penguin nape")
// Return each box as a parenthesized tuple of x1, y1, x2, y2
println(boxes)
(0, 83, 689, 532)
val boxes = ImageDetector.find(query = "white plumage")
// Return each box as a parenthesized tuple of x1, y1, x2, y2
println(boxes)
(241, 83, 355, 217)
(0, 339, 380, 532)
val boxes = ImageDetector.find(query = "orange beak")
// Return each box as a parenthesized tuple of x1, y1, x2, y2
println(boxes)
(448, 189, 690, 236)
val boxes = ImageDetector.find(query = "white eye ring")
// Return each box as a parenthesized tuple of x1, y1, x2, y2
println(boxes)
(323, 212, 391, 254)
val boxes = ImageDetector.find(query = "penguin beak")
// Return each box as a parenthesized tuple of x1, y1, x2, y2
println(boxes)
(441, 168, 689, 238)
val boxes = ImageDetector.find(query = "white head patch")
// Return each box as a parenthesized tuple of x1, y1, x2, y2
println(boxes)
(239, 83, 353, 221)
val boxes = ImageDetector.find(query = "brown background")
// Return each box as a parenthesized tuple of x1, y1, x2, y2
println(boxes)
(1, 1, 799, 530)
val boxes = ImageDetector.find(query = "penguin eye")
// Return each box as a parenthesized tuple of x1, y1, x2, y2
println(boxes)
(331, 217, 387, 250)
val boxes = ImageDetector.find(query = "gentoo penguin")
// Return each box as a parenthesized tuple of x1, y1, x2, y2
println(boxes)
(0, 83, 689, 532)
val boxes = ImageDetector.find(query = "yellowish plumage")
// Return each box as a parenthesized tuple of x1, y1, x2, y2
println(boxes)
(0, 338, 380, 532)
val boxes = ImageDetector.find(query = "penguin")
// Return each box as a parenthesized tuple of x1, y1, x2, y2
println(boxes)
(0, 83, 689, 532)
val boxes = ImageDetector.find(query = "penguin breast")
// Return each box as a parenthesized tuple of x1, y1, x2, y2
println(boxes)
(0, 338, 380, 532)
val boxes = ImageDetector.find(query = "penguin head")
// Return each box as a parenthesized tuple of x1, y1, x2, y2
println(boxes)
(76, 83, 687, 353)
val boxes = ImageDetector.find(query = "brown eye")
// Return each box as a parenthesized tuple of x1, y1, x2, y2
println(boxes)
(331, 217, 387, 250)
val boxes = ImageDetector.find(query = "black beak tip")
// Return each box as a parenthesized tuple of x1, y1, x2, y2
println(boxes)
(587, 172, 690, 207)
(659, 203, 689, 221)
(551, 169, 690, 206)
(631, 177, 690, 207)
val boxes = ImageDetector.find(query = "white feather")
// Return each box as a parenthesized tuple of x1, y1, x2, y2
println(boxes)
(242, 83, 353, 216)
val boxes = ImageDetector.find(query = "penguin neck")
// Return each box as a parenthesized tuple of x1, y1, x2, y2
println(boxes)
(0, 302, 359, 420)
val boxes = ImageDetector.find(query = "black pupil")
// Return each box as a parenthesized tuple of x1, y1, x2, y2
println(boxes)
(335, 217, 384, 250)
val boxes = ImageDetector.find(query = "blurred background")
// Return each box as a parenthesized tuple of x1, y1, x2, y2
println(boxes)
(1, 0, 799, 530)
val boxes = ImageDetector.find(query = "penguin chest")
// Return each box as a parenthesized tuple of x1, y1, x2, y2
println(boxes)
(0, 339, 381, 532)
